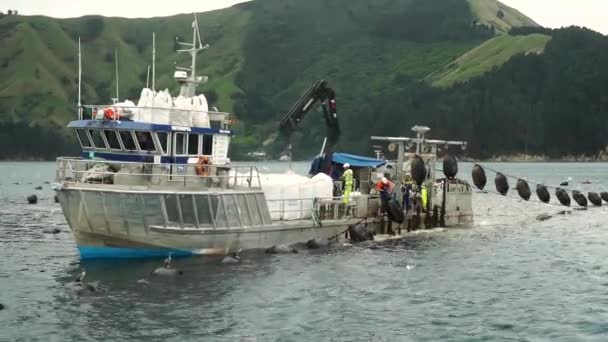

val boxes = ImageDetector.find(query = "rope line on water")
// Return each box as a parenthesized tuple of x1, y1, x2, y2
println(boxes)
(478, 187, 573, 208)
(476, 163, 595, 193)
(434, 167, 596, 208)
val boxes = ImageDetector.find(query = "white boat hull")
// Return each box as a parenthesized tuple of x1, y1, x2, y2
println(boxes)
(55, 187, 366, 259)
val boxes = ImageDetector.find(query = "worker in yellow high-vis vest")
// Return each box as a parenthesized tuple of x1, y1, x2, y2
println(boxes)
(421, 184, 428, 210)
(341, 163, 354, 204)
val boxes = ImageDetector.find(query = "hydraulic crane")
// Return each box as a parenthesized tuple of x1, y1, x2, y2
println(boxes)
(278, 80, 340, 167)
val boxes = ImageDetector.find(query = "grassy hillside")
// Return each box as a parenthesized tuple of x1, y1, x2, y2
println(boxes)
(428, 33, 551, 87)
(5, 0, 588, 160)
(0, 7, 249, 120)
(467, 0, 539, 32)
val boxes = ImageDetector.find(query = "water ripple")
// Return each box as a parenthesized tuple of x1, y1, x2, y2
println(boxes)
(4, 162, 608, 340)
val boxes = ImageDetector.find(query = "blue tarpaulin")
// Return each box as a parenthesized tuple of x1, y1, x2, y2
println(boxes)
(331, 153, 386, 168)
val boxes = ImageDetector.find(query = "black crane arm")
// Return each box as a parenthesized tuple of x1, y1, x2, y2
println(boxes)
(279, 80, 340, 150)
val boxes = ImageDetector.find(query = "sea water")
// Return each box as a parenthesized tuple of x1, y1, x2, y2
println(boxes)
(2, 161, 608, 341)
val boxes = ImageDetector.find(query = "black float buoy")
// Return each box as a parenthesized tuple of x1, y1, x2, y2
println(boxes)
(307, 238, 330, 249)
(471, 164, 487, 190)
(556, 188, 571, 207)
(42, 227, 61, 234)
(27, 195, 38, 204)
(494, 172, 509, 196)
(516, 179, 531, 201)
(410, 155, 427, 187)
(266, 244, 298, 254)
(601, 192, 608, 203)
(588, 192, 602, 206)
(572, 190, 588, 207)
(442, 155, 458, 179)
(536, 184, 551, 203)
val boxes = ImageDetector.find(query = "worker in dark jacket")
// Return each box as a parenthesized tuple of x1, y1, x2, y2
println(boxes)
(402, 175, 413, 211)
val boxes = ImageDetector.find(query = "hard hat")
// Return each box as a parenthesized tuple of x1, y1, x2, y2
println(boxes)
(343, 163, 350, 169)
(382, 177, 388, 184)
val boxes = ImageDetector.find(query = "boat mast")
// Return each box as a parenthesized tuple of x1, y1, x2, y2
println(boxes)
(77, 37, 82, 120)
(152, 32, 156, 91)
(176, 13, 209, 98)
(114, 48, 119, 103)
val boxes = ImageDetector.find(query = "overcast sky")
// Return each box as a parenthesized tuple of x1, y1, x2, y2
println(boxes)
(3, 0, 607, 35)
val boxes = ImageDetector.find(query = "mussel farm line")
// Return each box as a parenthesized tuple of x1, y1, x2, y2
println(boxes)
(469, 163, 607, 208)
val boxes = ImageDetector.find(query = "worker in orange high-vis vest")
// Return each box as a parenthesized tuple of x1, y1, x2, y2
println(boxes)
(376, 176, 395, 214)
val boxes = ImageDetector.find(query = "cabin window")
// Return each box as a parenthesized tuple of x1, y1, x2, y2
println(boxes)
(135, 131, 156, 152)
(141, 194, 165, 227)
(188, 133, 199, 155)
(103, 130, 122, 150)
(76, 129, 91, 148)
(174, 133, 187, 155)
(223, 195, 241, 228)
(210, 195, 227, 227)
(195, 195, 214, 227)
(89, 129, 107, 149)
(202, 134, 213, 155)
(178, 194, 197, 227)
(163, 194, 180, 226)
(119, 131, 137, 151)
(236, 194, 251, 226)
(156, 132, 168, 154)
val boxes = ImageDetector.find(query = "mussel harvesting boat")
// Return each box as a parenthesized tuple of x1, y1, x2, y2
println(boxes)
(53, 16, 472, 259)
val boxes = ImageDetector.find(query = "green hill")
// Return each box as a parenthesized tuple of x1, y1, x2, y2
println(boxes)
(428, 33, 551, 87)
(1, 0, 607, 160)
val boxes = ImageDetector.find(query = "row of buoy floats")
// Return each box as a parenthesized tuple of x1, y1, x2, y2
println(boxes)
(471, 164, 607, 207)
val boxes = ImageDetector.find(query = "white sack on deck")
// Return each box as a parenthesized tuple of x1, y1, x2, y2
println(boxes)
(151, 89, 172, 125)
(172, 96, 193, 127)
(191, 94, 210, 128)
(81, 164, 115, 184)
(136, 88, 154, 122)
(114, 100, 136, 120)
(260, 172, 334, 221)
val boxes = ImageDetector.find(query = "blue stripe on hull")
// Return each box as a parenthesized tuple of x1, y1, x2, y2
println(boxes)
(78, 246, 194, 259)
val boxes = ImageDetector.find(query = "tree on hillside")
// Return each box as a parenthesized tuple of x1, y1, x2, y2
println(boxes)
(7, 10, 12, 15)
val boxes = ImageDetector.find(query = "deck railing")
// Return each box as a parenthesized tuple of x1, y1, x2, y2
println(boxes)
(55, 157, 262, 190)
(265, 195, 378, 222)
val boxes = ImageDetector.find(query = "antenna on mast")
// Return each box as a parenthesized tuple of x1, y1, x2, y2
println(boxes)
(152, 32, 156, 91)
(174, 13, 209, 98)
(113, 48, 119, 103)
(77, 37, 82, 120)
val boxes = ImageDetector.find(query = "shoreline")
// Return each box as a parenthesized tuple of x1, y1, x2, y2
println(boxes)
(463, 154, 608, 163)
